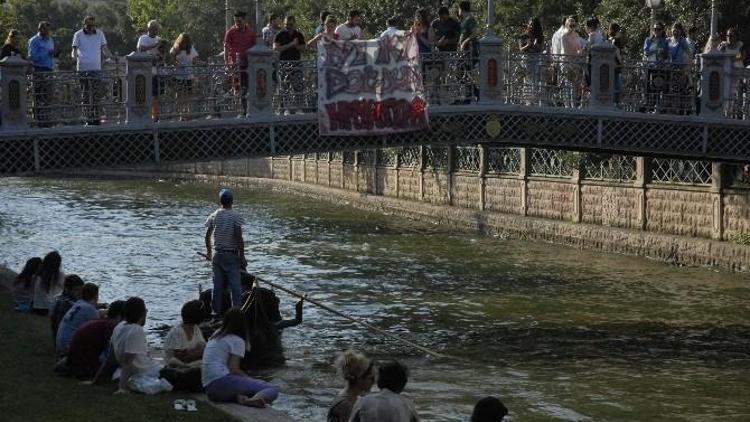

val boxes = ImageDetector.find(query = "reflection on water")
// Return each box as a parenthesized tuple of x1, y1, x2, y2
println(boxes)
(1, 177, 749, 421)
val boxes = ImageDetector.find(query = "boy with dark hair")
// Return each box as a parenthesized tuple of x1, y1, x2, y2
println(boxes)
(56, 282, 101, 357)
(336, 10, 364, 40)
(110, 297, 170, 394)
(349, 361, 419, 421)
(470, 396, 508, 421)
(50, 274, 84, 344)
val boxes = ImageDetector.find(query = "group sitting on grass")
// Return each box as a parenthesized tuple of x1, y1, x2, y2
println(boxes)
(11, 251, 509, 420)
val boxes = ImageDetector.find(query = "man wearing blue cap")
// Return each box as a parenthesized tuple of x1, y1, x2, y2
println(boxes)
(204, 188, 247, 317)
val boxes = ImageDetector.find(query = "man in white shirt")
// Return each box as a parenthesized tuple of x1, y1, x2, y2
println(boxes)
(110, 297, 165, 394)
(71, 16, 111, 125)
(551, 24, 565, 55)
(335, 10, 364, 41)
(136, 20, 162, 120)
(380, 16, 401, 39)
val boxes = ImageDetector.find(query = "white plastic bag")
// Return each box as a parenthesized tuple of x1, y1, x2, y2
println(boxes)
(128, 374, 173, 395)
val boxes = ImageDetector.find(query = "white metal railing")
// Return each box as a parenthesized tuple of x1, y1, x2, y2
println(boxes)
(4, 48, 750, 131)
(155, 64, 244, 122)
(26, 61, 126, 127)
(504, 52, 590, 108)
(726, 67, 750, 120)
(618, 59, 700, 116)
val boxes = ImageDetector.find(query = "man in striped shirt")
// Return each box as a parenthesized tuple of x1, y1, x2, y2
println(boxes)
(204, 188, 247, 317)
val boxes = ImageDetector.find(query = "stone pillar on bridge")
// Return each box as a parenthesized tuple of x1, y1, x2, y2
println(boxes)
(478, 31, 504, 104)
(0, 56, 29, 130)
(125, 52, 153, 125)
(589, 44, 617, 110)
(700, 50, 734, 118)
(247, 45, 275, 116)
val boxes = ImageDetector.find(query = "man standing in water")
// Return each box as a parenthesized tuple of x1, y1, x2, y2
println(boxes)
(205, 188, 247, 318)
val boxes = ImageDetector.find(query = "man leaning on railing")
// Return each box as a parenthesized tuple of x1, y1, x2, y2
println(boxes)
(28, 21, 56, 127)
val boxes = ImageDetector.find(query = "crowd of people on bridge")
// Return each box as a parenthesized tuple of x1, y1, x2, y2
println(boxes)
(2, 3, 749, 124)
(8, 187, 509, 421)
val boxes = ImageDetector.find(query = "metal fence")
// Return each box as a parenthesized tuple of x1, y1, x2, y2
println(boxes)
(274, 59, 318, 115)
(26, 62, 126, 128)
(726, 67, 750, 120)
(505, 53, 590, 108)
(455, 145, 480, 172)
(651, 157, 712, 185)
(155, 64, 244, 121)
(582, 154, 638, 182)
(422, 51, 478, 105)
(618, 60, 700, 116)
(486, 147, 522, 175)
(529, 148, 575, 178)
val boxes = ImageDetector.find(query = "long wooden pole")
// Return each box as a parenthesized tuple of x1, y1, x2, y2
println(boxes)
(197, 252, 450, 359)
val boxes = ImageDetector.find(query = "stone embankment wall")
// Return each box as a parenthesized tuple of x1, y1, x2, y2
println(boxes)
(83, 146, 750, 271)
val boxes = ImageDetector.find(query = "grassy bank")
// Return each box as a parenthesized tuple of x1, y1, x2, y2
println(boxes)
(0, 267, 232, 422)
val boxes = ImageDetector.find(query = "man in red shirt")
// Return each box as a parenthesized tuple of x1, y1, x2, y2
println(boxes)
(224, 10, 257, 103)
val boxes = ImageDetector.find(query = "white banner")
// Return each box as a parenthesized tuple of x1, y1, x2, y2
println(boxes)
(317, 34, 429, 136)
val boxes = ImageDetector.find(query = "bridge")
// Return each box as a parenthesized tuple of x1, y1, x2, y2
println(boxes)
(1, 33, 750, 177)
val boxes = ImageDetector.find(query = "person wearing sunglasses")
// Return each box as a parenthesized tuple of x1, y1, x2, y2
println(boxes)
(719, 28, 745, 68)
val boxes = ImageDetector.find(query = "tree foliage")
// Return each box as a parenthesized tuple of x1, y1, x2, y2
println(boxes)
(1, 0, 135, 68)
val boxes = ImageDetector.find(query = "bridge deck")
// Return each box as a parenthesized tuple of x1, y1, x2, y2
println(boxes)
(2, 104, 748, 176)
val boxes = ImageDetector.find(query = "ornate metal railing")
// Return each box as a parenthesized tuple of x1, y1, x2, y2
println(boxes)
(651, 157, 712, 185)
(377, 148, 398, 167)
(725, 67, 750, 120)
(529, 148, 575, 178)
(618, 60, 700, 116)
(274, 59, 317, 115)
(486, 147, 522, 175)
(504, 53, 589, 108)
(454, 145, 480, 172)
(421, 51, 478, 105)
(399, 146, 420, 168)
(424, 145, 449, 169)
(582, 154, 638, 182)
(26, 62, 126, 127)
(155, 64, 244, 121)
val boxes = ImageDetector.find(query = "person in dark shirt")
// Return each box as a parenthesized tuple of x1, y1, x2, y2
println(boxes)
(50, 275, 84, 346)
(242, 286, 303, 370)
(62, 300, 125, 378)
(431, 6, 461, 52)
(274, 15, 305, 61)
(1, 29, 27, 60)
(274, 16, 306, 114)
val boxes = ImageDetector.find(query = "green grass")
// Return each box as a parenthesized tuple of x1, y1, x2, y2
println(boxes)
(0, 272, 233, 422)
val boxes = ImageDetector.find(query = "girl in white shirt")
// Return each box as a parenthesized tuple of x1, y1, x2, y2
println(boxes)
(201, 308, 279, 407)
(164, 300, 206, 367)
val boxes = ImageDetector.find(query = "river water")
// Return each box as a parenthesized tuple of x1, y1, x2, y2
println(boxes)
(1, 177, 748, 421)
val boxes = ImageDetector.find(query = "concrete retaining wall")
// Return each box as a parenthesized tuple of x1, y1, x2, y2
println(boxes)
(68, 150, 750, 272)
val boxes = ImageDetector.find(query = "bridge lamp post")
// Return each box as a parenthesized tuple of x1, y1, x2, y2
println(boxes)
(645, 0, 662, 25)
(486, 0, 496, 36)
